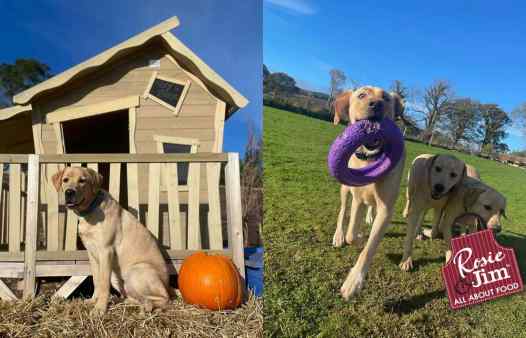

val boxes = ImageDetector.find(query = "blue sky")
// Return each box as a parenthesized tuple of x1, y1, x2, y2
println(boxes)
(0, 0, 262, 156)
(264, 0, 526, 151)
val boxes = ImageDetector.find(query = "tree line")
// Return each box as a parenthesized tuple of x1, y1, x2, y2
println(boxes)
(265, 64, 522, 155)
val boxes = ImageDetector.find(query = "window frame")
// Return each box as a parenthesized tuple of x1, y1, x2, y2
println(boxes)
(153, 134, 199, 191)
(143, 72, 191, 115)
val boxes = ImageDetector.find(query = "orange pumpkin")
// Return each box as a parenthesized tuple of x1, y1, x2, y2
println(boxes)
(178, 252, 243, 310)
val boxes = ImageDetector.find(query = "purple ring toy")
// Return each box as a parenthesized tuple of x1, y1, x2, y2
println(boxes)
(327, 118, 404, 186)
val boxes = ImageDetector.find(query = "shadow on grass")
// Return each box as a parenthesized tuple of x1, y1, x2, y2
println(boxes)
(385, 253, 443, 268)
(383, 289, 445, 314)
(496, 232, 526, 279)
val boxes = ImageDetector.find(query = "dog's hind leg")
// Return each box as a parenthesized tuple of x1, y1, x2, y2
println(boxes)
(333, 185, 350, 247)
(123, 264, 170, 312)
(345, 198, 366, 246)
(341, 203, 391, 300)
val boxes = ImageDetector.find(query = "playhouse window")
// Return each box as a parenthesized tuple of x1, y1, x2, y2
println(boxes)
(153, 135, 199, 188)
(144, 73, 190, 115)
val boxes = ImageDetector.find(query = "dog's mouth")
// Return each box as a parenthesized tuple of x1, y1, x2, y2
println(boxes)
(431, 191, 444, 200)
(65, 198, 84, 209)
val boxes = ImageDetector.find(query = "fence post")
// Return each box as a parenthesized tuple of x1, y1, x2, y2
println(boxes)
(23, 154, 40, 299)
(225, 153, 245, 279)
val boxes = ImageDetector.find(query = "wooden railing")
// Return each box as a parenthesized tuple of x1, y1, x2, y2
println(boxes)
(0, 153, 244, 300)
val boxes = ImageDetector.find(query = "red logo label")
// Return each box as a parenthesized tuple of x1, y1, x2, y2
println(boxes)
(442, 229, 523, 310)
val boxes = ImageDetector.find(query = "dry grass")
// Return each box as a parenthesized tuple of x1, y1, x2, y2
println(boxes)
(0, 293, 263, 338)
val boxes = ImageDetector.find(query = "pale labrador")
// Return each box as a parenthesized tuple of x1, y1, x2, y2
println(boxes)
(400, 175, 506, 270)
(402, 154, 466, 241)
(52, 167, 171, 314)
(332, 86, 405, 300)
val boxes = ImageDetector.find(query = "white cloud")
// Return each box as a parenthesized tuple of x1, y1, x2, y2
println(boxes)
(265, 0, 316, 15)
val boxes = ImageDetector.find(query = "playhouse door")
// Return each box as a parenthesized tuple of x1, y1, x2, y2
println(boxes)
(60, 109, 130, 201)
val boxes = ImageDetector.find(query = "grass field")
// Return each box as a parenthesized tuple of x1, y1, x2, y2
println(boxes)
(263, 107, 526, 337)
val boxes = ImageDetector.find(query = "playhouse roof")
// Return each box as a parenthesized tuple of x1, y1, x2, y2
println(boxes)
(2, 16, 248, 120)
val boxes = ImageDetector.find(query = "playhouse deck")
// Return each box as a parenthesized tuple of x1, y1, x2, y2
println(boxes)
(0, 152, 244, 300)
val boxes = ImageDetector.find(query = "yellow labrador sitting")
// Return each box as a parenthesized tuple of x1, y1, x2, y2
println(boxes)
(52, 167, 170, 314)
(400, 154, 466, 270)
(402, 154, 467, 244)
(332, 86, 405, 300)
(401, 175, 506, 270)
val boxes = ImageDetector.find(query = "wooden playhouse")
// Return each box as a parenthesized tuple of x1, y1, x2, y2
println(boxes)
(0, 16, 248, 300)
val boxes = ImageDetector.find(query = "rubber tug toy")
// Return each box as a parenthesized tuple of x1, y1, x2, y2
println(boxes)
(328, 118, 404, 186)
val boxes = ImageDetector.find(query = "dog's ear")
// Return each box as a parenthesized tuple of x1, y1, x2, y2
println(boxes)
(332, 91, 352, 125)
(86, 168, 103, 191)
(463, 184, 486, 210)
(427, 154, 438, 177)
(51, 169, 65, 192)
(390, 92, 405, 119)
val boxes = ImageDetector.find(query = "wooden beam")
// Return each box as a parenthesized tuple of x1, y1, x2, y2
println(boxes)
(225, 153, 245, 278)
(127, 107, 140, 218)
(23, 155, 40, 299)
(0, 249, 231, 262)
(109, 163, 121, 202)
(53, 276, 88, 299)
(147, 163, 161, 238)
(207, 162, 222, 249)
(46, 96, 140, 123)
(213, 100, 226, 152)
(0, 104, 32, 121)
(167, 163, 183, 249)
(38, 153, 227, 164)
(187, 162, 201, 249)
(8, 164, 21, 253)
(0, 279, 17, 301)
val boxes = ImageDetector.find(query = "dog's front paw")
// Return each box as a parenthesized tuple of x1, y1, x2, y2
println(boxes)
(399, 257, 413, 271)
(415, 232, 425, 241)
(86, 296, 97, 305)
(91, 301, 108, 316)
(332, 230, 345, 248)
(345, 232, 364, 247)
(340, 268, 365, 300)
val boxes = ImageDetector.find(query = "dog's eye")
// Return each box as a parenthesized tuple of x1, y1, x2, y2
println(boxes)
(62, 178, 69, 183)
(450, 172, 457, 178)
(79, 178, 86, 184)
(484, 205, 492, 211)
(358, 93, 367, 99)
(435, 166, 442, 172)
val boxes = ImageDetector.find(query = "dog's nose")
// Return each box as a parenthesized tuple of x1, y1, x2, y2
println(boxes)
(368, 100, 384, 120)
(434, 184, 444, 193)
(65, 189, 75, 198)
(492, 225, 502, 234)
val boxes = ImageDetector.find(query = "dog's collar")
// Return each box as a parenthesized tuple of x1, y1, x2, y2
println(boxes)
(355, 149, 382, 161)
(77, 191, 104, 218)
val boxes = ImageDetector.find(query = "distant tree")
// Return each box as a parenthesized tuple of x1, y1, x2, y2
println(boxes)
(441, 98, 481, 148)
(477, 103, 511, 153)
(414, 80, 452, 141)
(510, 149, 526, 157)
(0, 59, 52, 106)
(512, 102, 526, 137)
(390, 80, 409, 100)
(264, 72, 297, 96)
(263, 64, 270, 80)
(328, 69, 347, 110)
(241, 124, 263, 246)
